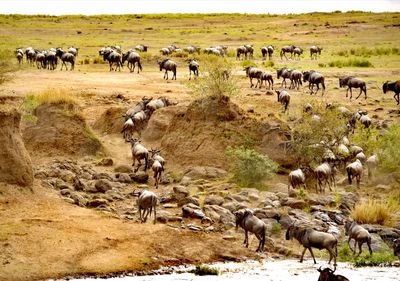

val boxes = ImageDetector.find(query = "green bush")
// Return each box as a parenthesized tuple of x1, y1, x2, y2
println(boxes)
(328, 58, 373, 68)
(240, 60, 256, 69)
(189, 265, 219, 276)
(263, 61, 275, 68)
(354, 251, 396, 267)
(350, 125, 380, 155)
(226, 146, 278, 189)
(271, 222, 282, 235)
(334, 47, 399, 57)
(376, 124, 400, 175)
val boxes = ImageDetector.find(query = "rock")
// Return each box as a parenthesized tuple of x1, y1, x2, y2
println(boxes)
(281, 198, 307, 209)
(87, 198, 108, 208)
(93, 173, 114, 181)
(306, 194, 336, 206)
(159, 192, 175, 203)
(369, 233, 390, 253)
(173, 185, 189, 200)
(0, 108, 33, 186)
(115, 173, 132, 183)
(279, 214, 294, 229)
(339, 192, 359, 214)
(263, 192, 279, 201)
(179, 176, 191, 186)
(183, 166, 227, 180)
(59, 170, 76, 183)
(114, 164, 133, 173)
(156, 210, 183, 223)
(177, 196, 199, 207)
(231, 194, 250, 203)
(34, 170, 48, 179)
(94, 179, 114, 193)
(97, 158, 114, 166)
(222, 201, 247, 213)
(253, 208, 280, 220)
(187, 224, 203, 231)
(222, 235, 236, 241)
(163, 203, 178, 208)
(182, 204, 206, 220)
(60, 189, 71, 196)
(70, 192, 88, 207)
(130, 172, 149, 183)
(204, 195, 225, 206)
(262, 218, 279, 234)
(203, 205, 235, 226)
(105, 190, 124, 201)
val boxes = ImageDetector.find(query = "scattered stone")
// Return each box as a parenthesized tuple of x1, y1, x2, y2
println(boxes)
(97, 158, 114, 166)
(231, 194, 250, 203)
(88, 198, 108, 208)
(203, 205, 235, 226)
(114, 164, 133, 173)
(222, 201, 247, 213)
(156, 210, 183, 224)
(70, 192, 88, 207)
(60, 189, 71, 196)
(130, 172, 149, 183)
(204, 195, 225, 206)
(94, 179, 114, 193)
(281, 198, 307, 209)
(173, 185, 189, 200)
(187, 224, 203, 231)
(179, 176, 191, 186)
(183, 166, 227, 180)
(279, 214, 294, 229)
(163, 203, 178, 208)
(182, 204, 206, 220)
(115, 173, 132, 183)
(73, 177, 86, 191)
(93, 173, 114, 181)
(223, 235, 236, 241)
(178, 196, 199, 207)
(34, 170, 48, 179)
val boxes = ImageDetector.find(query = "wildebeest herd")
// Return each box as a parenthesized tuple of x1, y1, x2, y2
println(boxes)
(14, 42, 400, 279)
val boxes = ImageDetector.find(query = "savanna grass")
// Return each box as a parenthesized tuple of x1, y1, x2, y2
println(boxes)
(351, 199, 400, 227)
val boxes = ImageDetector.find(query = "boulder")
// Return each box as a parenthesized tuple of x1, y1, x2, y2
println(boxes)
(281, 198, 307, 209)
(183, 166, 227, 180)
(253, 208, 280, 220)
(70, 192, 88, 207)
(204, 195, 225, 206)
(182, 204, 206, 220)
(114, 164, 133, 174)
(156, 210, 182, 224)
(222, 201, 247, 213)
(177, 196, 200, 207)
(87, 198, 108, 208)
(94, 179, 114, 193)
(173, 185, 189, 200)
(130, 172, 149, 183)
(203, 205, 235, 226)
(97, 158, 114, 166)
(115, 173, 132, 183)
(93, 172, 114, 181)
(0, 108, 33, 186)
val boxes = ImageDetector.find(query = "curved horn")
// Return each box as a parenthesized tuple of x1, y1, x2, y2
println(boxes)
(317, 266, 322, 272)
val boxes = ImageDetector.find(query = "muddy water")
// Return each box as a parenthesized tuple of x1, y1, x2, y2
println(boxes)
(66, 259, 399, 281)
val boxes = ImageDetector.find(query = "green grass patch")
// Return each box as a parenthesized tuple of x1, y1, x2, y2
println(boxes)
(189, 265, 219, 276)
(354, 251, 396, 267)
(271, 222, 282, 235)
(327, 58, 373, 68)
(334, 47, 400, 57)
(240, 60, 257, 69)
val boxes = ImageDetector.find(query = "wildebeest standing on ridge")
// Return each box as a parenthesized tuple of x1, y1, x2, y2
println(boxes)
(383, 80, 400, 105)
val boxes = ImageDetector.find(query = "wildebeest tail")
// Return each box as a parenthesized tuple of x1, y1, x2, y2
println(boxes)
(138, 59, 142, 71)
(347, 166, 352, 184)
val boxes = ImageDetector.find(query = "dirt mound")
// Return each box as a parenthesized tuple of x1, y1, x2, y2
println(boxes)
(23, 103, 104, 157)
(142, 95, 292, 170)
(0, 108, 33, 186)
(93, 106, 126, 134)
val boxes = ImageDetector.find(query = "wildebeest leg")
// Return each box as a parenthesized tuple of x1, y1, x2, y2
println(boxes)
(327, 247, 336, 264)
(244, 230, 249, 247)
(394, 93, 399, 105)
(153, 204, 156, 224)
(348, 237, 355, 253)
(356, 88, 363, 99)
(308, 247, 317, 264)
(300, 247, 307, 262)
(250, 77, 254, 88)
(367, 239, 373, 255)
(356, 175, 361, 188)
(356, 241, 364, 257)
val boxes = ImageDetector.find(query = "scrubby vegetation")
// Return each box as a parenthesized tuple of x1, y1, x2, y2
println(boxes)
(338, 243, 395, 267)
(351, 198, 400, 227)
(29, 88, 77, 106)
(0, 49, 17, 85)
(327, 58, 373, 68)
(226, 146, 278, 189)
(189, 265, 219, 276)
(334, 47, 400, 57)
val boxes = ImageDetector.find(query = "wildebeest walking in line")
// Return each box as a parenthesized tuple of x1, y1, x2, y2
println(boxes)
(293, 47, 303, 60)
(276, 89, 291, 113)
(303, 70, 325, 95)
(244, 66, 263, 88)
(100, 47, 123, 71)
(289, 70, 302, 90)
(135, 44, 148, 52)
(122, 50, 142, 73)
(310, 46, 323, 60)
(234, 209, 267, 252)
(15, 48, 24, 64)
(146, 96, 176, 113)
(344, 220, 373, 257)
(315, 162, 335, 193)
(280, 45, 296, 60)
(134, 189, 157, 223)
(277, 67, 292, 88)
(286, 224, 338, 266)
(288, 168, 306, 193)
(317, 267, 350, 281)
(124, 96, 153, 120)
(158, 58, 177, 80)
(261, 45, 274, 60)
(260, 71, 274, 90)
(383, 80, 400, 105)
(149, 149, 165, 189)
(339, 76, 367, 100)
(56, 48, 75, 71)
(346, 159, 363, 188)
(128, 138, 149, 172)
(187, 59, 199, 80)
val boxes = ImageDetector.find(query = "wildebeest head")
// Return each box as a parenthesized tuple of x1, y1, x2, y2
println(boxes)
(317, 266, 336, 281)
(233, 209, 252, 228)
(344, 219, 354, 235)
(302, 71, 311, 82)
(382, 81, 390, 94)
(285, 224, 294, 240)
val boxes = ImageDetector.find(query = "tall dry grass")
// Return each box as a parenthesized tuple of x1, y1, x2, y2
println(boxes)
(351, 198, 400, 227)
(33, 88, 77, 106)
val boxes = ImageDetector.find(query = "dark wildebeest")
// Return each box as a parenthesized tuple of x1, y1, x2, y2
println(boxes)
(236, 46, 247, 60)
(45, 50, 58, 70)
(286, 224, 338, 266)
(260, 71, 274, 90)
(158, 59, 177, 80)
(346, 159, 363, 188)
(122, 50, 142, 73)
(310, 46, 323, 60)
(135, 44, 148, 52)
(25, 47, 36, 65)
(244, 66, 263, 88)
(244, 44, 254, 59)
(261, 45, 274, 60)
(101, 48, 123, 71)
(276, 89, 290, 113)
(303, 70, 325, 95)
(234, 209, 266, 252)
(293, 47, 303, 60)
(339, 76, 367, 100)
(383, 80, 400, 105)
(56, 48, 75, 71)
(280, 45, 296, 60)
(187, 59, 199, 80)
(128, 138, 149, 172)
(317, 267, 350, 281)
(344, 220, 372, 257)
(289, 70, 302, 90)
(35, 51, 46, 69)
(277, 67, 292, 88)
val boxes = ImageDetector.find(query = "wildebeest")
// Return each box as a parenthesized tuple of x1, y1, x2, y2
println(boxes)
(286, 224, 338, 266)
(303, 70, 325, 95)
(122, 50, 142, 73)
(99, 47, 122, 71)
(130, 110, 150, 136)
(314, 162, 335, 193)
(260, 71, 274, 90)
(310, 46, 323, 60)
(288, 168, 306, 193)
(261, 45, 274, 60)
(125, 96, 153, 119)
(56, 48, 75, 71)
(276, 89, 290, 113)
(121, 118, 134, 141)
(277, 67, 292, 88)
(280, 45, 296, 60)
(236, 46, 247, 60)
(35, 51, 46, 69)
(15, 48, 24, 64)
(234, 209, 266, 252)
(203, 47, 224, 56)
(25, 47, 37, 65)
(135, 190, 157, 223)
(146, 96, 175, 113)
(289, 70, 302, 90)
(45, 50, 58, 70)
(293, 47, 303, 60)
(128, 138, 149, 172)
(158, 59, 177, 80)
(382, 80, 400, 105)
(183, 45, 201, 54)
(188, 59, 199, 80)
(394, 238, 400, 257)
(150, 149, 165, 189)
(135, 44, 148, 52)
(339, 76, 367, 100)
(244, 44, 254, 59)
(160, 47, 171, 55)
(366, 154, 378, 179)
(344, 220, 372, 257)
(346, 159, 363, 188)
(244, 66, 263, 88)
(317, 267, 350, 281)
(67, 47, 79, 57)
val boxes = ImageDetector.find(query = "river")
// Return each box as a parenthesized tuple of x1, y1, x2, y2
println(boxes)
(63, 259, 399, 281)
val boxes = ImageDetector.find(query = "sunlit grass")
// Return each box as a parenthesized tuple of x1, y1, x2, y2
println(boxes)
(351, 198, 400, 227)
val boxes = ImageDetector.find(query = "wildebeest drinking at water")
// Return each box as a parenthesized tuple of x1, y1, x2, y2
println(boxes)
(383, 80, 400, 105)
(286, 224, 338, 266)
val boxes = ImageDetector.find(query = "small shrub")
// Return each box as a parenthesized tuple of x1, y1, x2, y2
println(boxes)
(92, 56, 105, 64)
(82, 58, 90, 65)
(350, 125, 380, 155)
(263, 61, 275, 67)
(0, 48, 17, 85)
(328, 58, 373, 68)
(271, 222, 282, 235)
(376, 124, 400, 175)
(27, 88, 77, 106)
(354, 251, 396, 267)
(226, 146, 278, 189)
(240, 60, 256, 69)
(190, 265, 219, 276)
(297, 186, 307, 200)
(351, 199, 399, 227)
